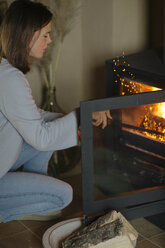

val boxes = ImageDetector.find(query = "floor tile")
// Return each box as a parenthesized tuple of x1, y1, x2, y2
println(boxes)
(0, 220, 26, 240)
(130, 218, 164, 238)
(150, 232, 165, 248)
(30, 223, 55, 240)
(136, 239, 160, 248)
(136, 234, 145, 243)
(0, 229, 42, 248)
(19, 219, 59, 239)
(19, 219, 58, 230)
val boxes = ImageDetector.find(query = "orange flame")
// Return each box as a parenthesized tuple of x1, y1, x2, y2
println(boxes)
(156, 103, 165, 119)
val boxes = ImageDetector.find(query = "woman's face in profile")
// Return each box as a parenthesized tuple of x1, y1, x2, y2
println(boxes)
(29, 22, 52, 58)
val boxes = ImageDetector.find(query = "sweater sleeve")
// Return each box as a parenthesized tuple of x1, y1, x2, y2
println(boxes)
(38, 108, 64, 122)
(1, 70, 78, 151)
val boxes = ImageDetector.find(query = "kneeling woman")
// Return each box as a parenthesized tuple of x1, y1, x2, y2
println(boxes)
(0, 0, 110, 222)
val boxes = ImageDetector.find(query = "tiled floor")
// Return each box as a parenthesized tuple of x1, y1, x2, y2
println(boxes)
(0, 174, 165, 248)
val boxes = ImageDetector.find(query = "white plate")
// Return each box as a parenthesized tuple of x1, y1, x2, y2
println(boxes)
(42, 217, 83, 248)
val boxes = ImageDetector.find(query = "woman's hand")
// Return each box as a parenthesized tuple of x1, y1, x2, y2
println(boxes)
(92, 110, 112, 129)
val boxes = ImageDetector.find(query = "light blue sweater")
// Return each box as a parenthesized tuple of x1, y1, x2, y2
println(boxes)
(0, 58, 78, 178)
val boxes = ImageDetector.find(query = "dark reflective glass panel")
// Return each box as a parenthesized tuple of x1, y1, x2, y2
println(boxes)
(93, 102, 165, 201)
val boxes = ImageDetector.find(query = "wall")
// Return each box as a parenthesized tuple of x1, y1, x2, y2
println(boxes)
(27, 0, 150, 113)
(81, 0, 149, 101)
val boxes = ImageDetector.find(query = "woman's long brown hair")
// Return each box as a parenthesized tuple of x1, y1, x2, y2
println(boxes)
(0, 0, 52, 74)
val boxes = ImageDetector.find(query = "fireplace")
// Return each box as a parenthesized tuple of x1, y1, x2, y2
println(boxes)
(80, 0, 165, 223)
(80, 49, 165, 223)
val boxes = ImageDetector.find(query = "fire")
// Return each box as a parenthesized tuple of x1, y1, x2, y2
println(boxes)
(151, 102, 165, 119)
(138, 102, 165, 142)
(158, 103, 165, 118)
(120, 78, 165, 142)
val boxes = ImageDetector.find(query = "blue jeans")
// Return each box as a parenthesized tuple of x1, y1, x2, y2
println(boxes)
(0, 142, 73, 222)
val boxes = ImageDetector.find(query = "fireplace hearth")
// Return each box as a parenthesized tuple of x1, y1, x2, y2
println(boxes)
(80, 49, 165, 223)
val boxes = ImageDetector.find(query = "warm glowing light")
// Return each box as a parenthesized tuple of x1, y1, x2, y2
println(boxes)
(119, 78, 165, 142)
(112, 53, 165, 142)
(161, 104, 165, 118)
(119, 78, 162, 96)
(155, 103, 165, 118)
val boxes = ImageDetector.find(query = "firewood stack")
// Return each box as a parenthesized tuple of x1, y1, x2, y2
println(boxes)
(62, 211, 138, 248)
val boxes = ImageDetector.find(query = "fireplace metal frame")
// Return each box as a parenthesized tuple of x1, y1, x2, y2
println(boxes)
(80, 90, 165, 221)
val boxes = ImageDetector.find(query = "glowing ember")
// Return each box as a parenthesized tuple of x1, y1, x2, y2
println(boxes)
(139, 113, 165, 142)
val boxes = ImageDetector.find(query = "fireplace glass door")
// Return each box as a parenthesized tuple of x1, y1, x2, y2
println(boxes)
(80, 89, 165, 221)
(94, 101, 165, 200)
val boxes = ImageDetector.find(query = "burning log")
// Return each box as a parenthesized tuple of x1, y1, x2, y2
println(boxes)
(62, 211, 138, 248)
(140, 114, 165, 135)
(122, 123, 165, 136)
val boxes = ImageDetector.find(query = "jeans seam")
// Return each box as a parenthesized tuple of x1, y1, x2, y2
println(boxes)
(0, 205, 62, 221)
(0, 192, 64, 203)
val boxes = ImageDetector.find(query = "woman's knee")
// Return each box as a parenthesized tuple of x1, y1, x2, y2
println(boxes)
(0, 172, 73, 221)
(44, 177, 73, 208)
(60, 181, 73, 207)
(0, 172, 73, 208)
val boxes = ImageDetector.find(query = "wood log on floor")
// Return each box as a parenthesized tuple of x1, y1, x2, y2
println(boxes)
(62, 211, 138, 248)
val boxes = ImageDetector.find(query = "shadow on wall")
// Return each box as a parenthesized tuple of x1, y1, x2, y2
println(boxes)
(91, 65, 107, 100)
(149, 0, 163, 49)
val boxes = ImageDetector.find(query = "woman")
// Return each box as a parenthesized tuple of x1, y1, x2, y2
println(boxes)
(0, 0, 110, 222)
